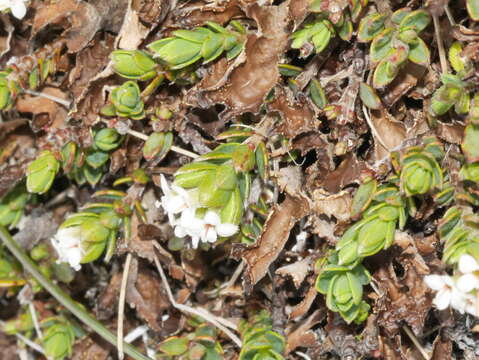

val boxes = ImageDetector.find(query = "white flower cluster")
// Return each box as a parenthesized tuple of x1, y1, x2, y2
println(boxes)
(0, 0, 27, 19)
(157, 175, 238, 249)
(51, 227, 84, 271)
(424, 254, 479, 317)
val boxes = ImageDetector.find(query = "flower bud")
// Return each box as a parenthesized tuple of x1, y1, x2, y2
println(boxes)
(42, 321, 75, 360)
(111, 50, 157, 80)
(142, 132, 173, 161)
(30, 243, 50, 261)
(26, 150, 60, 194)
(0, 184, 28, 228)
(94, 128, 122, 151)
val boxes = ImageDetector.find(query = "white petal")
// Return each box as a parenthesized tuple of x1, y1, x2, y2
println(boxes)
(10, 0, 26, 19)
(204, 211, 220, 226)
(457, 273, 479, 293)
(450, 287, 469, 313)
(164, 195, 187, 214)
(216, 223, 239, 237)
(204, 227, 217, 243)
(424, 274, 447, 291)
(174, 226, 187, 238)
(433, 289, 452, 310)
(190, 236, 200, 249)
(459, 254, 479, 274)
(171, 183, 189, 199)
(160, 174, 171, 195)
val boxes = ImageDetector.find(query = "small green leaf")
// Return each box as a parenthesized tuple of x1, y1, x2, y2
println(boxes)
(462, 123, 479, 163)
(370, 27, 394, 63)
(359, 82, 381, 109)
(372, 59, 397, 88)
(467, 0, 479, 21)
(159, 336, 189, 356)
(391, 7, 412, 25)
(309, 78, 327, 109)
(399, 9, 431, 33)
(448, 41, 467, 73)
(408, 37, 430, 65)
(357, 13, 386, 42)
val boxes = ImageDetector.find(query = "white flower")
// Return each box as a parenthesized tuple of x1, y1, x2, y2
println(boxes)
(424, 274, 469, 312)
(174, 207, 204, 249)
(200, 210, 238, 245)
(457, 254, 479, 293)
(0, 0, 27, 19)
(158, 174, 195, 225)
(51, 227, 84, 271)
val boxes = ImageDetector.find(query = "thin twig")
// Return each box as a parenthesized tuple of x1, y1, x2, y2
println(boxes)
(403, 325, 429, 360)
(0, 226, 152, 360)
(204, 260, 245, 296)
(16, 333, 45, 355)
(444, 5, 455, 26)
(126, 129, 199, 159)
(23, 89, 71, 108)
(29, 302, 43, 340)
(152, 249, 242, 348)
(433, 14, 449, 75)
(117, 253, 133, 360)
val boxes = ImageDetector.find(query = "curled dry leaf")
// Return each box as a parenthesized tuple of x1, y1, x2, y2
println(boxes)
(370, 108, 407, 161)
(169, 0, 243, 28)
(288, 277, 319, 320)
(311, 189, 352, 223)
(285, 309, 324, 355)
(33, 0, 128, 53)
(239, 194, 310, 288)
(375, 253, 432, 336)
(69, 33, 116, 100)
(382, 63, 425, 108)
(318, 153, 370, 193)
(431, 333, 452, 360)
(15, 87, 69, 131)
(196, 2, 290, 118)
(272, 87, 316, 138)
(275, 257, 311, 289)
(126, 259, 170, 332)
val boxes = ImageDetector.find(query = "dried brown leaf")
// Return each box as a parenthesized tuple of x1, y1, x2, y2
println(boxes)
(285, 310, 323, 354)
(289, 278, 319, 320)
(126, 257, 169, 332)
(311, 190, 352, 223)
(370, 108, 407, 161)
(196, 2, 290, 118)
(16, 87, 69, 131)
(69, 33, 115, 99)
(375, 253, 432, 336)
(275, 257, 311, 289)
(318, 153, 370, 193)
(239, 194, 310, 288)
(272, 87, 316, 138)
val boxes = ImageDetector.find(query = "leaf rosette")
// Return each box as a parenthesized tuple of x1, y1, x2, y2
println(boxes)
(109, 81, 145, 120)
(399, 143, 443, 196)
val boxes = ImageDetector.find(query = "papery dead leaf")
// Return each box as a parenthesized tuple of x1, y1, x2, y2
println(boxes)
(196, 2, 290, 118)
(240, 194, 310, 288)
(311, 190, 352, 223)
(276, 257, 311, 289)
(285, 310, 323, 354)
(16, 87, 69, 131)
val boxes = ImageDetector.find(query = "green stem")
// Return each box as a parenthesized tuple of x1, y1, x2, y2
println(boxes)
(0, 226, 151, 360)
